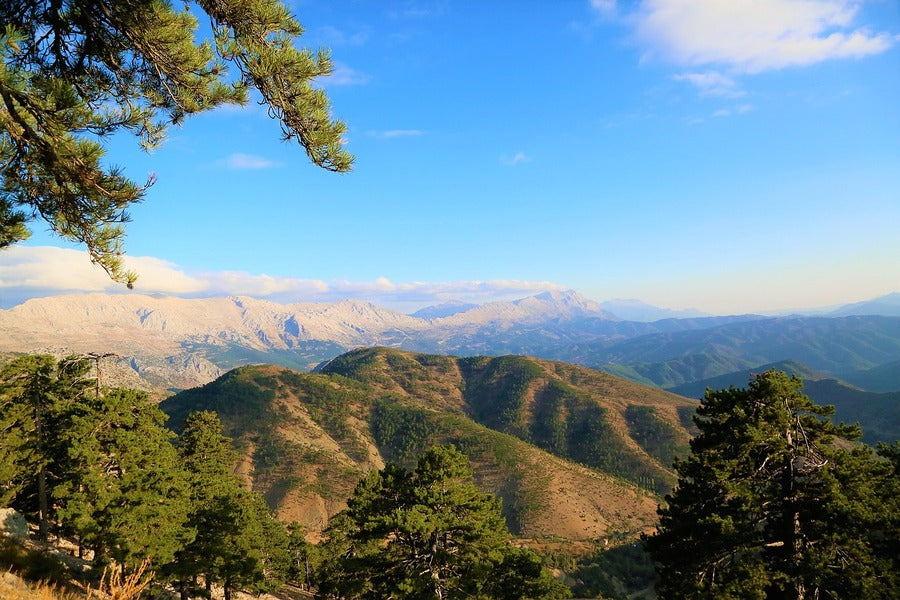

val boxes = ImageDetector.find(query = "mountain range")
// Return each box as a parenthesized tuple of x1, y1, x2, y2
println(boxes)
(1, 291, 898, 404)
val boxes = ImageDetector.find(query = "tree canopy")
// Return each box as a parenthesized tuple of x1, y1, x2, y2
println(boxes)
(644, 370, 898, 599)
(318, 445, 570, 600)
(0, 0, 352, 284)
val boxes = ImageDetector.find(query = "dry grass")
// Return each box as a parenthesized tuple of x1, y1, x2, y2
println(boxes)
(1, 558, 153, 600)
(85, 558, 154, 600)
(1, 570, 83, 600)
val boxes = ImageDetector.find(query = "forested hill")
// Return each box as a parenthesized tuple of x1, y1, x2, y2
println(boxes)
(160, 348, 697, 541)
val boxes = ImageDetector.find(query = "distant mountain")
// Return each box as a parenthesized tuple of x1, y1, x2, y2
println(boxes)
(668, 360, 831, 398)
(411, 300, 478, 320)
(842, 359, 900, 393)
(0, 293, 428, 387)
(588, 316, 900, 387)
(829, 292, 900, 317)
(600, 298, 708, 322)
(668, 361, 899, 445)
(802, 379, 900, 446)
(161, 348, 695, 541)
(3, 292, 898, 393)
(0, 290, 635, 388)
(430, 289, 611, 326)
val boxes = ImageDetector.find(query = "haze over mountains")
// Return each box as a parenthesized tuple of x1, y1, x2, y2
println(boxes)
(2, 290, 899, 398)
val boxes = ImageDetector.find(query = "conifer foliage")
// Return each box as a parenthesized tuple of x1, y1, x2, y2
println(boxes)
(644, 370, 898, 599)
(0, 0, 352, 284)
(0, 355, 290, 599)
(54, 388, 192, 567)
(318, 445, 570, 600)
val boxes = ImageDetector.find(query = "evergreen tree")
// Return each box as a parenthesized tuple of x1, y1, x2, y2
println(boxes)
(215, 489, 290, 600)
(319, 445, 570, 600)
(165, 410, 289, 599)
(54, 388, 192, 568)
(285, 522, 319, 590)
(1, 0, 352, 283)
(0, 354, 91, 540)
(644, 370, 897, 599)
(164, 410, 238, 598)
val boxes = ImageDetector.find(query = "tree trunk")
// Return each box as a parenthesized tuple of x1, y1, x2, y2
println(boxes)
(37, 466, 48, 542)
(33, 387, 48, 542)
(781, 425, 804, 600)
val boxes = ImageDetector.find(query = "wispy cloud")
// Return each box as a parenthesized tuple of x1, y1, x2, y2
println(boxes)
(0, 247, 569, 310)
(590, 0, 617, 16)
(315, 25, 370, 46)
(713, 103, 755, 118)
(501, 151, 531, 166)
(389, 1, 449, 20)
(369, 129, 427, 139)
(632, 0, 896, 73)
(672, 71, 745, 97)
(323, 62, 372, 86)
(225, 153, 279, 170)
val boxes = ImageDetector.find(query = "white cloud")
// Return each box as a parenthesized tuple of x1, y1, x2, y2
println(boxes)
(0, 247, 568, 310)
(634, 0, 896, 73)
(316, 25, 370, 46)
(370, 129, 427, 139)
(225, 153, 279, 170)
(501, 151, 531, 166)
(0, 246, 208, 297)
(673, 71, 745, 97)
(323, 62, 372, 86)
(591, 0, 617, 15)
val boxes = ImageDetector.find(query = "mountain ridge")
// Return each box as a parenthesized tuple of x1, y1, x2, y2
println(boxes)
(3, 292, 899, 392)
(159, 348, 692, 541)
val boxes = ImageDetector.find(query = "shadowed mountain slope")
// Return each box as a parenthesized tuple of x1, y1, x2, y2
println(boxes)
(842, 359, 900, 393)
(589, 316, 900, 388)
(669, 360, 899, 445)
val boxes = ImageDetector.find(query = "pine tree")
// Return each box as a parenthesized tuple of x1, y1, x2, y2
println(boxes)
(644, 370, 898, 599)
(165, 410, 289, 599)
(319, 445, 570, 600)
(164, 410, 238, 598)
(1, 0, 352, 284)
(53, 388, 192, 568)
(0, 354, 91, 540)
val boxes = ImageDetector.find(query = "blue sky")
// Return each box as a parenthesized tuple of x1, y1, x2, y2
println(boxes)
(3, 0, 899, 314)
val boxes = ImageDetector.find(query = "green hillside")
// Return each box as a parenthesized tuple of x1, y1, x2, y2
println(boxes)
(669, 361, 899, 444)
(321, 348, 696, 491)
(668, 360, 830, 398)
(842, 359, 900, 393)
(589, 316, 900, 389)
(803, 379, 900, 445)
(161, 348, 697, 541)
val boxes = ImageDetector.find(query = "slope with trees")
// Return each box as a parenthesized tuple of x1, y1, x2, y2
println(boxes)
(670, 360, 900, 444)
(590, 316, 900, 388)
(160, 348, 691, 541)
